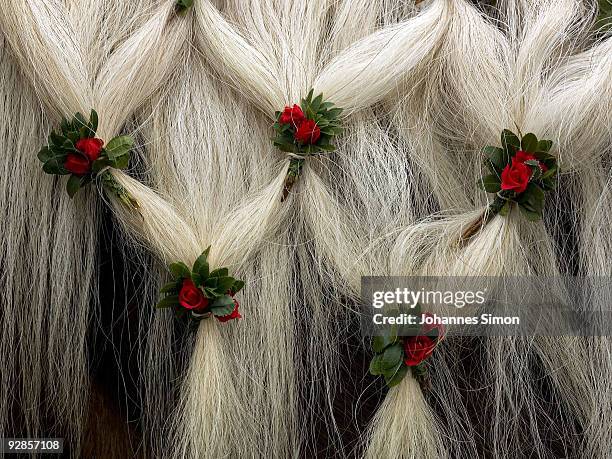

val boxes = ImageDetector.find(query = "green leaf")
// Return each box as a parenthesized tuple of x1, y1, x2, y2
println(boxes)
(529, 165, 543, 181)
(384, 363, 408, 388)
(518, 204, 542, 222)
(316, 144, 336, 152)
(91, 158, 111, 173)
(302, 88, 314, 105)
(381, 360, 400, 378)
(541, 166, 557, 180)
(49, 132, 64, 147)
(279, 123, 292, 133)
(73, 112, 87, 130)
(105, 135, 134, 161)
(209, 267, 229, 278)
(108, 153, 129, 170)
(89, 109, 98, 134)
(498, 201, 512, 216)
(66, 174, 82, 198)
(273, 141, 297, 153)
(204, 287, 220, 298)
(156, 294, 179, 309)
(310, 93, 323, 112)
(520, 133, 538, 152)
(231, 280, 245, 294)
(536, 139, 553, 153)
(36, 147, 54, 163)
(381, 343, 403, 369)
(479, 174, 502, 193)
(541, 176, 557, 192)
(61, 138, 77, 152)
(191, 273, 203, 286)
(211, 295, 234, 307)
(60, 118, 70, 135)
(501, 129, 520, 153)
(169, 262, 191, 279)
(399, 305, 422, 335)
(483, 146, 508, 172)
(206, 277, 218, 288)
(214, 276, 236, 293)
(40, 145, 70, 174)
(66, 132, 79, 145)
(211, 295, 235, 316)
(369, 354, 385, 376)
(42, 160, 68, 175)
(411, 362, 428, 379)
(372, 332, 398, 353)
(326, 107, 343, 118)
(193, 251, 210, 279)
(160, 281, 180, 293)
(517, 183, 545, 213)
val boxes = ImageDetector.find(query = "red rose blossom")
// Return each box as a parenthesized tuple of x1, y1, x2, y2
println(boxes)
(501, 160, 531, 194)
(279, 104, 305, 127)
(216, 298, 241, 323)
(294, 119, 321, 145)
(64, 153, 91, 176)
(403, 335, 437, 366)
(75, 137, 104, 162)
(178, 279, 209, 311)
(63, 138, 104, 175)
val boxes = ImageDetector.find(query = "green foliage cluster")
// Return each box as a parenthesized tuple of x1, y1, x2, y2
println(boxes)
(157, 247, 245, 321)
(369, 305, 443, 389)
(272, 89, 343, 156)
(479, 130, 557, 221)
(37, 110, 133, 200)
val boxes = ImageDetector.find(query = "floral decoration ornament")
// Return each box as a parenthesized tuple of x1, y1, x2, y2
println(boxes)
(37, 110, 138, 209)
(369, 309, 445, 390)
(156, 247, 244, 323)
(462, 130, 558, 243)
(272, 90, 343, 200)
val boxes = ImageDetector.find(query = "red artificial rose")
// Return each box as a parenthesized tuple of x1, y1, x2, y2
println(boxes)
(216, 298, 241, 323)
(294, 119, 321, 144)
(501, 160, 531, 194)
(403, 335, 437, 366)
(64, 153, 91, 176)
(75, 138, 104, 162)
(64, 138, 104, 175)
(279, 104, 305, 127)
(420, 312, 445, 338)
(178, 279, 209, 311)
